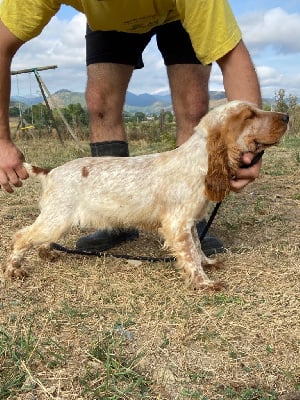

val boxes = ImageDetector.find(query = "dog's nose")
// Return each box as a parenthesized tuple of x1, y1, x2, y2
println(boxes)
(282, 114, 289, 124)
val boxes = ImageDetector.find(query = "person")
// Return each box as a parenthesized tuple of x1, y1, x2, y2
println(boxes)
(0, 0, 262, 255)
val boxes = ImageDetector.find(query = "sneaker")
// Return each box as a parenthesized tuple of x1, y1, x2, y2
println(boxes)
(196, 220, 224, 257)
(76, 228, 139, 252)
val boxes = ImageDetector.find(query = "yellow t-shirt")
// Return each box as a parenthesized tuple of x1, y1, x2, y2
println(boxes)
(0, 0, 241, 65)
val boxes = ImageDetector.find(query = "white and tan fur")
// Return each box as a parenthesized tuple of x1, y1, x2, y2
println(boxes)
(2, 101, 288, 289)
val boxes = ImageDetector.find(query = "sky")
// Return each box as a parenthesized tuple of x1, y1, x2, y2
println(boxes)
(7, 0, 300, 101)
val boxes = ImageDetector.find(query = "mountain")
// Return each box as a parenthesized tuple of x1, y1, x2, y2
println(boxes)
(11, 89, 228, 114)
(10, 94, 44, 106)
(124, 92, 173, 113)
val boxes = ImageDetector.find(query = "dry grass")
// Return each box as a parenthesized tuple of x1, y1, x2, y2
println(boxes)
(0, 134, 299, 400)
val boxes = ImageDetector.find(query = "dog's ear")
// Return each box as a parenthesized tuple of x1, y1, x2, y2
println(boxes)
(205, 130, 232, 202)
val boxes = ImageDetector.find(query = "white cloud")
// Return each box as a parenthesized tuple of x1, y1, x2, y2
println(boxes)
(257, 66, 282, 85)
(236, 7, 300, 97)
(11, 13, 86, 94)
(240, 7, 300, 54)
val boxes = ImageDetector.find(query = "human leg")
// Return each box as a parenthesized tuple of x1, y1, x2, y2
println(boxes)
(85, 26, 151, 144)
(77, 63, 140, 250)
(86, 62, 133, 143)
(167, 64, 224, 254)
(156, 21, 224, 254)
(76, 28, 152, 251)
(156, 21, 211, 145)
(166, 63, 211, 146)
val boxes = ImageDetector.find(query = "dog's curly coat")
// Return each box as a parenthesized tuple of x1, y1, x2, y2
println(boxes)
(3, 101, 288, 289)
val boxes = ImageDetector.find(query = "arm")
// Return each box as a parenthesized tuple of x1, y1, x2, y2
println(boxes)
(217, 39, 263, 192)
(0, 20, 29, 193)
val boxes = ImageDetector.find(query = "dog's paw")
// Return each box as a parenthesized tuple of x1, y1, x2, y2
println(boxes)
(193, 278, 227, 291)
(3, 265, 28, 280)
(203, 260, 225, 270)
(38, 246, 60, 262)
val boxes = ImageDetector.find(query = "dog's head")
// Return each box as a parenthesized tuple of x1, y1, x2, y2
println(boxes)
(202, 101, 289, 202)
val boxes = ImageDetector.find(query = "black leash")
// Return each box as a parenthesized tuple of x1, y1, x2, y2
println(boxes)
(199, 202, 222, 241)
(51, 242, 176, 263)
(199, 150, 265, 241)
(52, 151, 264, 263)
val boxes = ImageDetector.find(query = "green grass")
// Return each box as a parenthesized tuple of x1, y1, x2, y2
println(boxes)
(0, 325, 69, 398)
(80, 330, 152, 399)
(0, 327, 40, 397)
(281, 134, 300, 149)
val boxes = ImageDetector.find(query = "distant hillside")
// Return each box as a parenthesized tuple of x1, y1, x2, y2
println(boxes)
(50, 89, 85, 108)
(11, 89, 229, 114)
(10, 95, 44, 106)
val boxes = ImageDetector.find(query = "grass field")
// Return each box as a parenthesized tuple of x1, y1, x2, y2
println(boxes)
(0, 132, 299, 400)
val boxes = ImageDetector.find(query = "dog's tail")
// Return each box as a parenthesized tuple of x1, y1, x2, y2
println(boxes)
(23, 162, 51, 180)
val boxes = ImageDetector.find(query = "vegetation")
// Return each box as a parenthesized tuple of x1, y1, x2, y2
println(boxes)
(273, 89, 300, 136)
(1, 96, 299, 397)
(10, 89, 300, 147)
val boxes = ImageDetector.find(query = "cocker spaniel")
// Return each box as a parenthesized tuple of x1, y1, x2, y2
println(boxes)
(2, 101, 289, 289)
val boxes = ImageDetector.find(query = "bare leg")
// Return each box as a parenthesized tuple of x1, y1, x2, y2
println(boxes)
(166, 64, 211, 146)
(77, 63, 139, 251)
(86, 63, 134, 143)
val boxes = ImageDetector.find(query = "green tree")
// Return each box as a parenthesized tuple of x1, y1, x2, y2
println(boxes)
(274, 89, 289, 113)
(61, 103, 88, 126)
(9, 106, 20, 118)
(134, 112, 146, 122)
(274, 89, 300, 135)
(164, 110, 174, 123)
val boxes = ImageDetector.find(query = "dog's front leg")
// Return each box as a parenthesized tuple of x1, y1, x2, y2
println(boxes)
(191, 224, 224, 270)
(162, 221, 225, 291)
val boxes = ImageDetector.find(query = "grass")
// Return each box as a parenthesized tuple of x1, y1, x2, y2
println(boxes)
(0, 133, 299, 399)
(0, 324, 67, 397)
(80, 331, 152, 399)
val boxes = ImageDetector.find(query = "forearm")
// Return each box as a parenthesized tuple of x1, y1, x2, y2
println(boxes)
(0, 20, 24, 140)
(0, 56, 13, 140)
(0, 21, 28, 192)
(217, 39, 262, 107)
(217, 40, 263, 192)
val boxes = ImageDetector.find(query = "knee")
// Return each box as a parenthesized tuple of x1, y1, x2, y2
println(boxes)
(188, 101, 209, 124)
(176, 93, 209, 125)
(178, 101, 209, 129)
(86, 86, 108, 118)
(175, 97, 209, 146)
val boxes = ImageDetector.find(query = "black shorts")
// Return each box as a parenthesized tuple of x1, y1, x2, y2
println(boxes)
(86, 20, 201, 68)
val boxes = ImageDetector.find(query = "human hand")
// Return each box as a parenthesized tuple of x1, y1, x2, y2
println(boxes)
(230, 151, 263, 192)
(0, 139, 28, 193)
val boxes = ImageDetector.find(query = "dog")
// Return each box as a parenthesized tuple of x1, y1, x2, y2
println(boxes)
(2, 101, 289, 289)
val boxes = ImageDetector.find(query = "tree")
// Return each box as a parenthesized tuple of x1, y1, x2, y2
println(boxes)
(274, 89, 289, 113)
(134, 112, 146, 122)
(61, 103, 88, 126)
(9, 106, 20, 117)
(274, 89, 300, 135)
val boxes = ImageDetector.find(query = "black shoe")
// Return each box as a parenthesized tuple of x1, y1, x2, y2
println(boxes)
(196, 220, 224, 257)
(76, 228, 139, 252)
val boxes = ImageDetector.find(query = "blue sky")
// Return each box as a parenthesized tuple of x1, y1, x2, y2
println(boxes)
(9, 1, 300, 101)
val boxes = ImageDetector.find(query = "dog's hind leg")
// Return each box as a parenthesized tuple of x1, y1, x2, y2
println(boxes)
(3, 214, 72, 279)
